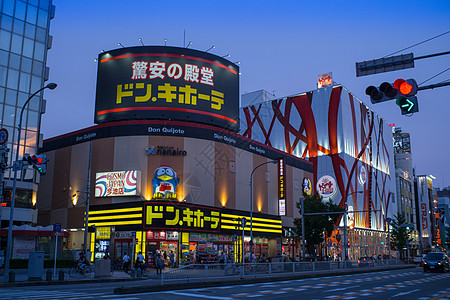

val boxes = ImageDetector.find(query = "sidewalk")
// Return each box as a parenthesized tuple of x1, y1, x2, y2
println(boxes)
(0, 267, 157, 287)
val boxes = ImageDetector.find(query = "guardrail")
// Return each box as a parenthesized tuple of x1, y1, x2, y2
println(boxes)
(161, 259, 404, 285)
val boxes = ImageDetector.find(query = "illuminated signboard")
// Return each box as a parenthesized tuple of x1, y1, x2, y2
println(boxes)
(359, 165, 367, 185)
(278, 158, 286, 216)
(302, 177, 312, 196)
(318, 72, 333, 88)
(95, 46, 239, 131)
(151, 165, 180, 199)
(95, 170, 141, 197)
(144, 202, 220, 233)
(316, 175, 337, 199)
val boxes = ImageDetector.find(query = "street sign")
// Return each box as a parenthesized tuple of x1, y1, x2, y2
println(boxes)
(356, 53, 414, 77)
(54, 223, 61, 232)
(0, 129, 8, 145)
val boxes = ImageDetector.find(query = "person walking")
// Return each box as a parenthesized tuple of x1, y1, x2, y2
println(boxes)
(122, 252, 131, 273)
(169, 251, 175, 268)
(136, 251, 145, 271)
(155, 253, 163, 275)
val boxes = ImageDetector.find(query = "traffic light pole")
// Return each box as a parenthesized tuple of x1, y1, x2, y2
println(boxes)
(3, 83, 57, 282)
(417, 81, 450, 91)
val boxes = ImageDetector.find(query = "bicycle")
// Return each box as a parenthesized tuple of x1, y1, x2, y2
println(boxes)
(69, 261, 93, 277)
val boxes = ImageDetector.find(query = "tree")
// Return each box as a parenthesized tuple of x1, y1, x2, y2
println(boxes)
(294, 192, 344, 260)
(390, 212, 411, 259)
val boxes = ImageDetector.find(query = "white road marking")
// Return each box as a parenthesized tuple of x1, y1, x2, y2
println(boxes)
(169, 291, 232, 300)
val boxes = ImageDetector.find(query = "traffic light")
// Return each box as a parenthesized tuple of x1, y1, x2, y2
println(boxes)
(23, 154, 47, 174)
(394, 79, 419, 115)
(365, 82, 398, 104)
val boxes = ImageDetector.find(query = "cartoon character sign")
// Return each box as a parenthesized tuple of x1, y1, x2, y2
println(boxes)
(152, 165, 180, 199)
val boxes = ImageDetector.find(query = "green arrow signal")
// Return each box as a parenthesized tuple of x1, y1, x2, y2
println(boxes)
(401, 98, 414, 112)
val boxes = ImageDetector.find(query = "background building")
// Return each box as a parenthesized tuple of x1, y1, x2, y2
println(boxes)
(240, 83, 397, 259)
(0, 0, 55, 235)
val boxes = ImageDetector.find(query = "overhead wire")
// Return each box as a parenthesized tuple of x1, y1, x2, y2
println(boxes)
(383, 30, 450, 58)
(418, 67, 450, 86)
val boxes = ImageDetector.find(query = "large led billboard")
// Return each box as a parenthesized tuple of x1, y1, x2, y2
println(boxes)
(95, 46, 240, 131)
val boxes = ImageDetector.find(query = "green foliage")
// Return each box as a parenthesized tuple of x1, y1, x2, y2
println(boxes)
(390, 212, 412, 258)
(294, 192, 344, 259)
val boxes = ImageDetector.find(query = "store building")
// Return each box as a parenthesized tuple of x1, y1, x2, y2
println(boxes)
(36, 46, 313, 265)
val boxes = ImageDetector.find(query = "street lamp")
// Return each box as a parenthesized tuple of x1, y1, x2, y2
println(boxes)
(342, 191, 363, 261)
(3, 83, 57, 281)
(250, 159, 277, 262)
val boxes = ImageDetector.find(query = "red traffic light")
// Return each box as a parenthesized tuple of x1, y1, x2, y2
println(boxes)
(399, 81, 413, 95)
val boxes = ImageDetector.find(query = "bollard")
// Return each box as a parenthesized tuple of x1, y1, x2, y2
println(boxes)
(136, 268, 142, 277)
(130, 267, 136, 278)
(8, 271, 15, 283)
(46, 270, 52, 281)
(58, 270, 64, 281)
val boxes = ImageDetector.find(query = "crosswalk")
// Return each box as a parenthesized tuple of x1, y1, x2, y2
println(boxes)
(0, 290, 143, 300)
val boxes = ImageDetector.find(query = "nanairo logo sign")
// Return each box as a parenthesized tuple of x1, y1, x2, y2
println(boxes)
(316, 175, 337, 199)
(146, 145, 187, 156)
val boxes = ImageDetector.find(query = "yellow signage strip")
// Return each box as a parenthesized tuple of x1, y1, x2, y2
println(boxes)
(221, 225, 281, 234)
(89, 207, 142, 215)
(89, 214, 142, 221)
(88, 220, 142, 226)
(221, 219, 282, 229)
(221, 213, 282, 224)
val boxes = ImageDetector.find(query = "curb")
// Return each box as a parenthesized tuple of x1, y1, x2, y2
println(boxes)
(0, 276, 147, 288)
(114, 265, 417, 294)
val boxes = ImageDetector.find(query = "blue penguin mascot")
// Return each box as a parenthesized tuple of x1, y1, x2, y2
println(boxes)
(152, 165, 180, 199)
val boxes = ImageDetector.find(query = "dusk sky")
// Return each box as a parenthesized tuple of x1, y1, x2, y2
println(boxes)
(42, 1, 450, 188)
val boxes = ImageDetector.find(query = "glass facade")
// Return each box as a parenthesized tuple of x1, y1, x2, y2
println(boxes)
(0, 0, 53, 207)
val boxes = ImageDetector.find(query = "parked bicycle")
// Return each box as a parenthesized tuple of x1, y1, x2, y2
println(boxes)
(69, 261, 93, 277)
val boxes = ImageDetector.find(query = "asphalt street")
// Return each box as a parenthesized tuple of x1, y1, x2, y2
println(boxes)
(0, 267, 449, 299)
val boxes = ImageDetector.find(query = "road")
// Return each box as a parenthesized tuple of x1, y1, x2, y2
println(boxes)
(0, 267, 449, 299)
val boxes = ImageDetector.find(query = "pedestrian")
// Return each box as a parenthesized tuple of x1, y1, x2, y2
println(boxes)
(169, 251, 175, 268)
(155, 253, 163, 275)
(136, 251, 145, 271)
(122, 252, 131, 273)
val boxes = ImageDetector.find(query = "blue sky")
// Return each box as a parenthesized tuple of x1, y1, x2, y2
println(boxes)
(43, 0, 450, 188)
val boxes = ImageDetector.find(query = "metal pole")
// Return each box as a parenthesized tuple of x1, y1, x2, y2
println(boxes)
(83, 141, 92, 253)
(53, 233, 58, 279)
(388, 223, 391, 259)
(343, 211, 347, 261)
(249, 160, 277, 264)
(301, 197, 305, 260)
(3, 83, 56, 281)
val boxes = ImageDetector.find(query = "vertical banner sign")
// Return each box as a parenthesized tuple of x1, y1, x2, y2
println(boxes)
(278, 158, 286, 216)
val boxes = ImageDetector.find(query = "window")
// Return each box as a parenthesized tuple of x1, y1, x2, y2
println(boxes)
(12, 19, 25, 35)
(0, 30, 12, 51)
(0, 50, 8, 67)
(0, 66, 7, 86)
(39, 0, 50, 10)
(5, 88, 17, 106)
(35, 27, 46, 43)
(17, 91, 29, 107)
(33, 41, 44, 61)
(9, 53, 21, 70)
(14, 1, 26, 21)
(19, 72, 31, 92)
(3, 105, 16, 126)
(21, 57, 32, 73)
(32, 60, 42, 76)
(22, 38, 34, 58)
(30, 75, 41, 91)
(6, 69, 19, 89)
(37, 9, 48, 29)
(10, 34, 23, 54)
(1, 15, 13, 31)
(26, 4, 38, 25)
(2, 0, 15, 17)
(24, 23, 36, 39)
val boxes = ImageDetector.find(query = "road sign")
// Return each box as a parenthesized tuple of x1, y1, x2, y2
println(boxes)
(356, 53, 414, 77)
(0, 129, 8, 145)
(54, 223, 61, 232)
